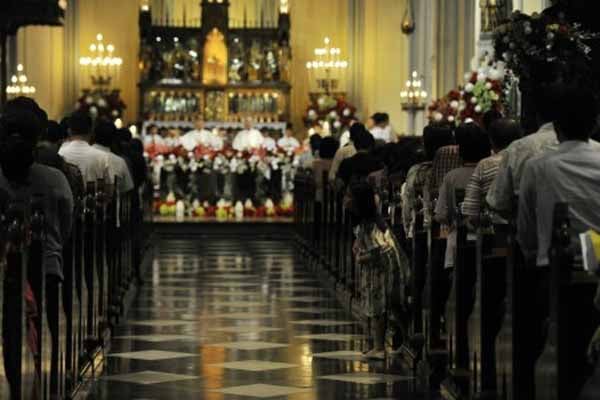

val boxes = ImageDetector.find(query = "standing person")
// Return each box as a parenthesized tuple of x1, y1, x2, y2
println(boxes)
(179, 117, 215, 151)
(143, 124, 165, 146)
(298, 133, 322, 169)
(232, 118, 264, 151)
(277, 123, 300, 151)
(351, 182, 410, 359)
(312, 136, 339, 202)
(328, 122, 362, 182)
(261, 128, 277, 152)
(370, 112, 393, 143)
(93, 120, 134, 195)
(336, 128, 382, 188)
(434, 123, 491, 269)
(462, 118, 522, 228)
(59, 111, 113, 191)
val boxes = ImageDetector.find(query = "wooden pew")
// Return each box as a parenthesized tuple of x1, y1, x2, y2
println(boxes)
(83, 182, 100, 354)
(417, 198, 449, 390)
(400, 187, 426, 373)
(95, 179, 109, 343)
(535, 203, 600, 399)
(441, 189, 477, 399)
(468, 211, 508, 399)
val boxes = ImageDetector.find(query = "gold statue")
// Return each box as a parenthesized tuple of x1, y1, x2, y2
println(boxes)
(202, 28, 228, 85)
(481, 0, 504, 32)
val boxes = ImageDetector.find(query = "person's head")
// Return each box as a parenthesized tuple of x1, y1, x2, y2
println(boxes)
(285, 122, 294, 137)
(68, 111, 93, 138)
(194, 117, 205, 130)
(319, 137, 339, 160)
(0, 109, 42, 183)
(553, 85, 598, 142)
(482, 109, 503, 132)
(44, 120, 67, 144)
(158, 127, 168, 137)
(372, 112, 388, 128)
(386, 137, 425, 174)
(422, 124, 454, 161)
(308, 134, 322, 155)
(94, 119, 116, 148)
(261, 128, 270, 138)
(350, 181, 377, 222)
(349, 122, 367, 144)
(4, 97, 48, 133)
(243, 117, 253, 130)
(455, 122, 491, 163)
(534, 83, 562, 125)
(131, 138, 144, 155)
(148, 124, 158, 135)
(488, 118, 522, 152)
(353, 130, 375, 152)
(365, 115, 376, 130)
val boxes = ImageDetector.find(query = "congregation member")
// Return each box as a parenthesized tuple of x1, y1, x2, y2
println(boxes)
(328, 122, 361, 182)
(299, 133, 322, 169)
(277, 123, 301, 152)
(434, 122, 491, 269)
(312, 136, 339, 202)
(336, 126, 382, 188)
(462, 118, 522, 228)
(518, 86, 600, 267)
(93, 120, 135, 194)
(370, 112, 393, 143)
(59, 112, 114, 191)
(232, 118, 264, 151)
(402, 124, 454, 238)
(351, 181, 410, 359)
(486, 86, 560, 213)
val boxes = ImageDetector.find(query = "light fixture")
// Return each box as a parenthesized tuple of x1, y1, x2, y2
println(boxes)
(6, 64, 36, 97)
(305, 37, 348, 94)
(401, 71, 427, 135)
(79, 33, 123, 89)
(280, 0, 289, 13)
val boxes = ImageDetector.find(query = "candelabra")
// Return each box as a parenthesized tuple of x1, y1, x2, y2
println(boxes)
(401, 71, 428, 135)
(6, 64, 36, 97)
(305, 37, 348, 94)
(79, 33, 123, 90)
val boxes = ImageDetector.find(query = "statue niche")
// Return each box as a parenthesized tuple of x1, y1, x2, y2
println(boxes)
(202, 28, 228, 86)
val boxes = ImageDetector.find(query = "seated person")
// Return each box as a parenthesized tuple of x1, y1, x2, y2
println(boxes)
(402, 124, 454, 238)
(277, 123, 301, 151)
(518, 85, 600, 268)
(233, 118, 263, 151)
(337, 125, 382, 188)
(93, 120, 135, 194)
(434, 122, 491, 268)
(370, 112, 393, 143)
(462, 118, 522, 228)
(312, 137, 339, 202)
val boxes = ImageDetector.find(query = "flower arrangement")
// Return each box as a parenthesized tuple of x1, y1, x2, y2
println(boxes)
(493, 10, 598, 85)
(75, 89, 126, 121)
(303, 94, 356, 135)
(428, 57, 507, 126)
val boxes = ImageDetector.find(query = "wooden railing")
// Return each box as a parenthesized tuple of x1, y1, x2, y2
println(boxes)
(294, 175, 600, 400)
(0, 177, 152, 399)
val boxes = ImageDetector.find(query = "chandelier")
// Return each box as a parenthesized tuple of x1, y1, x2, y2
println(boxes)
(6, 64, 36, 97)
(79, 33, 123, 89)
(305, 37, 348, 94)
(401, 71, 427, 111)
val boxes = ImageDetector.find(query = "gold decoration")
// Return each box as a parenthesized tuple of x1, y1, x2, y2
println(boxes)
(481, 0, 504, 33)
(202, 28, 228, 85)
(401, 0, 415, 35)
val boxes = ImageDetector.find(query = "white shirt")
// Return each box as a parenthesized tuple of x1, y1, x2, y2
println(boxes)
(59, 140, 113, 185)
(232, 129, 264, 151)
(143, 134, 166, 146)
(262, 137, 277, 152)
(278, 136, 300, 151)
(92, 144, 134, 193)
(339, 130, 350, 147)
(371, 126, 393, 142)
(180, 128, 221, 151)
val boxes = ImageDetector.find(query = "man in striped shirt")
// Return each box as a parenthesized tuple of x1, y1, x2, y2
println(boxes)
(462, 119, 522, 228)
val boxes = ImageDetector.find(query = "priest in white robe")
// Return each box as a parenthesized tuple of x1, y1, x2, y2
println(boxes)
(180, 117, 215, 151)
(232, 118, 264, 151)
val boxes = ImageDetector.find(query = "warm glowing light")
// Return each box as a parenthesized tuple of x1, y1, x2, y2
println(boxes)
(17, 64, 23, 72)
(6, 65, 35, 97)
(96, 33, 103, 41)
(114, 118, 123, 129)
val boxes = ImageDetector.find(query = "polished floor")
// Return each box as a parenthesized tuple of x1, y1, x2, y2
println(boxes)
(89, 235, 419, 399)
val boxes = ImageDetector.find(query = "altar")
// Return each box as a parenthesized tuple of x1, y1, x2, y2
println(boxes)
(138, 0, 296, 221)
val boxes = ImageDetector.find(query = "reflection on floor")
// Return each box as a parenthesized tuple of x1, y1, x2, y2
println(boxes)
(88, 237, 419, 399)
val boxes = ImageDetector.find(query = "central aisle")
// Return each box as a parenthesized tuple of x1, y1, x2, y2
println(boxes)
(90, 234, 415, 399)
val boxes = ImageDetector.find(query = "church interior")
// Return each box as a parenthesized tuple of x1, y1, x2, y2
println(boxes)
(0, 0, 600, 399)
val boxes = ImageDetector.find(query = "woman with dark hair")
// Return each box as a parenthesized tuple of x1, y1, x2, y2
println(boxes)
(351, 181, 410, 359)
(402, 124, 454, 238)
(311, 136, 339, 202)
